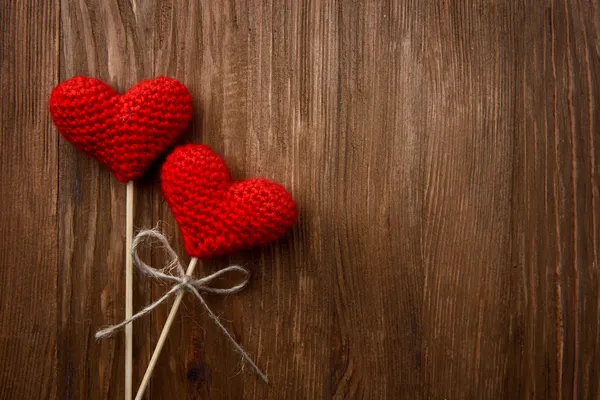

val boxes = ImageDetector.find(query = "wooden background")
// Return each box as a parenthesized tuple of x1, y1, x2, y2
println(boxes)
(1, 0, 599, 399)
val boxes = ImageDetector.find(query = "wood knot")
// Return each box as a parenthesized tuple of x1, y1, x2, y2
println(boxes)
(187, 363, 210, 383)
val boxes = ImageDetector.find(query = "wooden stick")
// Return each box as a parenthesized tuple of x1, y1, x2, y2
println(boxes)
(125, 181, 134, 400)
(134, 257, 199, 400)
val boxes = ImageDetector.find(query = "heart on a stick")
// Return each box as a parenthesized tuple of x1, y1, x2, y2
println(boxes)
(49, 76, 193, 182)
(161, 144, 297, 259)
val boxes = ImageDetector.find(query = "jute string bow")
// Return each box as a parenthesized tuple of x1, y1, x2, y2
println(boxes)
(95, 228, 268, 382)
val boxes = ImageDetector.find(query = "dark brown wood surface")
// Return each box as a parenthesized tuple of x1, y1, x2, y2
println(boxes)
(1, 0, 599, 399)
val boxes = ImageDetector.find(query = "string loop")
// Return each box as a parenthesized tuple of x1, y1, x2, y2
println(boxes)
(95, 228, 267, 383)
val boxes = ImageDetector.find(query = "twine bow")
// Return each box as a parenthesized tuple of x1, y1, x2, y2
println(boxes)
(95, 228, 267, 382)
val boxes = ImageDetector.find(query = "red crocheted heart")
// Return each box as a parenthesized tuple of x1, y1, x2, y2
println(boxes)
(49, 76, 193, 182)
(161, 144, 297, 259)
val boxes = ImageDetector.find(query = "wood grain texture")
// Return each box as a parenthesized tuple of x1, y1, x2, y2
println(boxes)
(0, 0, 599, 399)
(516, 1, 600, 398)
(0, 0, 59, 398)
(57, 0, 157, 397)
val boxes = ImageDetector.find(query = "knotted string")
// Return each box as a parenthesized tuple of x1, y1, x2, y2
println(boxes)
(95, 228, 268, 383)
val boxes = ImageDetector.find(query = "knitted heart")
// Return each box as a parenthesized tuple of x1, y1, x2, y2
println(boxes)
(161, 144, 297, 259)
(49, 76, 193, 182)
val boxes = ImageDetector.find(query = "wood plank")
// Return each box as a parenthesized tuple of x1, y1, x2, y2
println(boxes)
(332, 1, 426, 397)
(420, 2, 522, 398)
(57, 0, 156, 398)
(146, 1, 333, 398)
(515, 0, 600, 398)
(0, 1, 59, 398)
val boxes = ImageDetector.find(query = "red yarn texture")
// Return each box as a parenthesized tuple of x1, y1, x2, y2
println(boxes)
(161, 144, 297, 259)
(49, 76, 193, 182)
